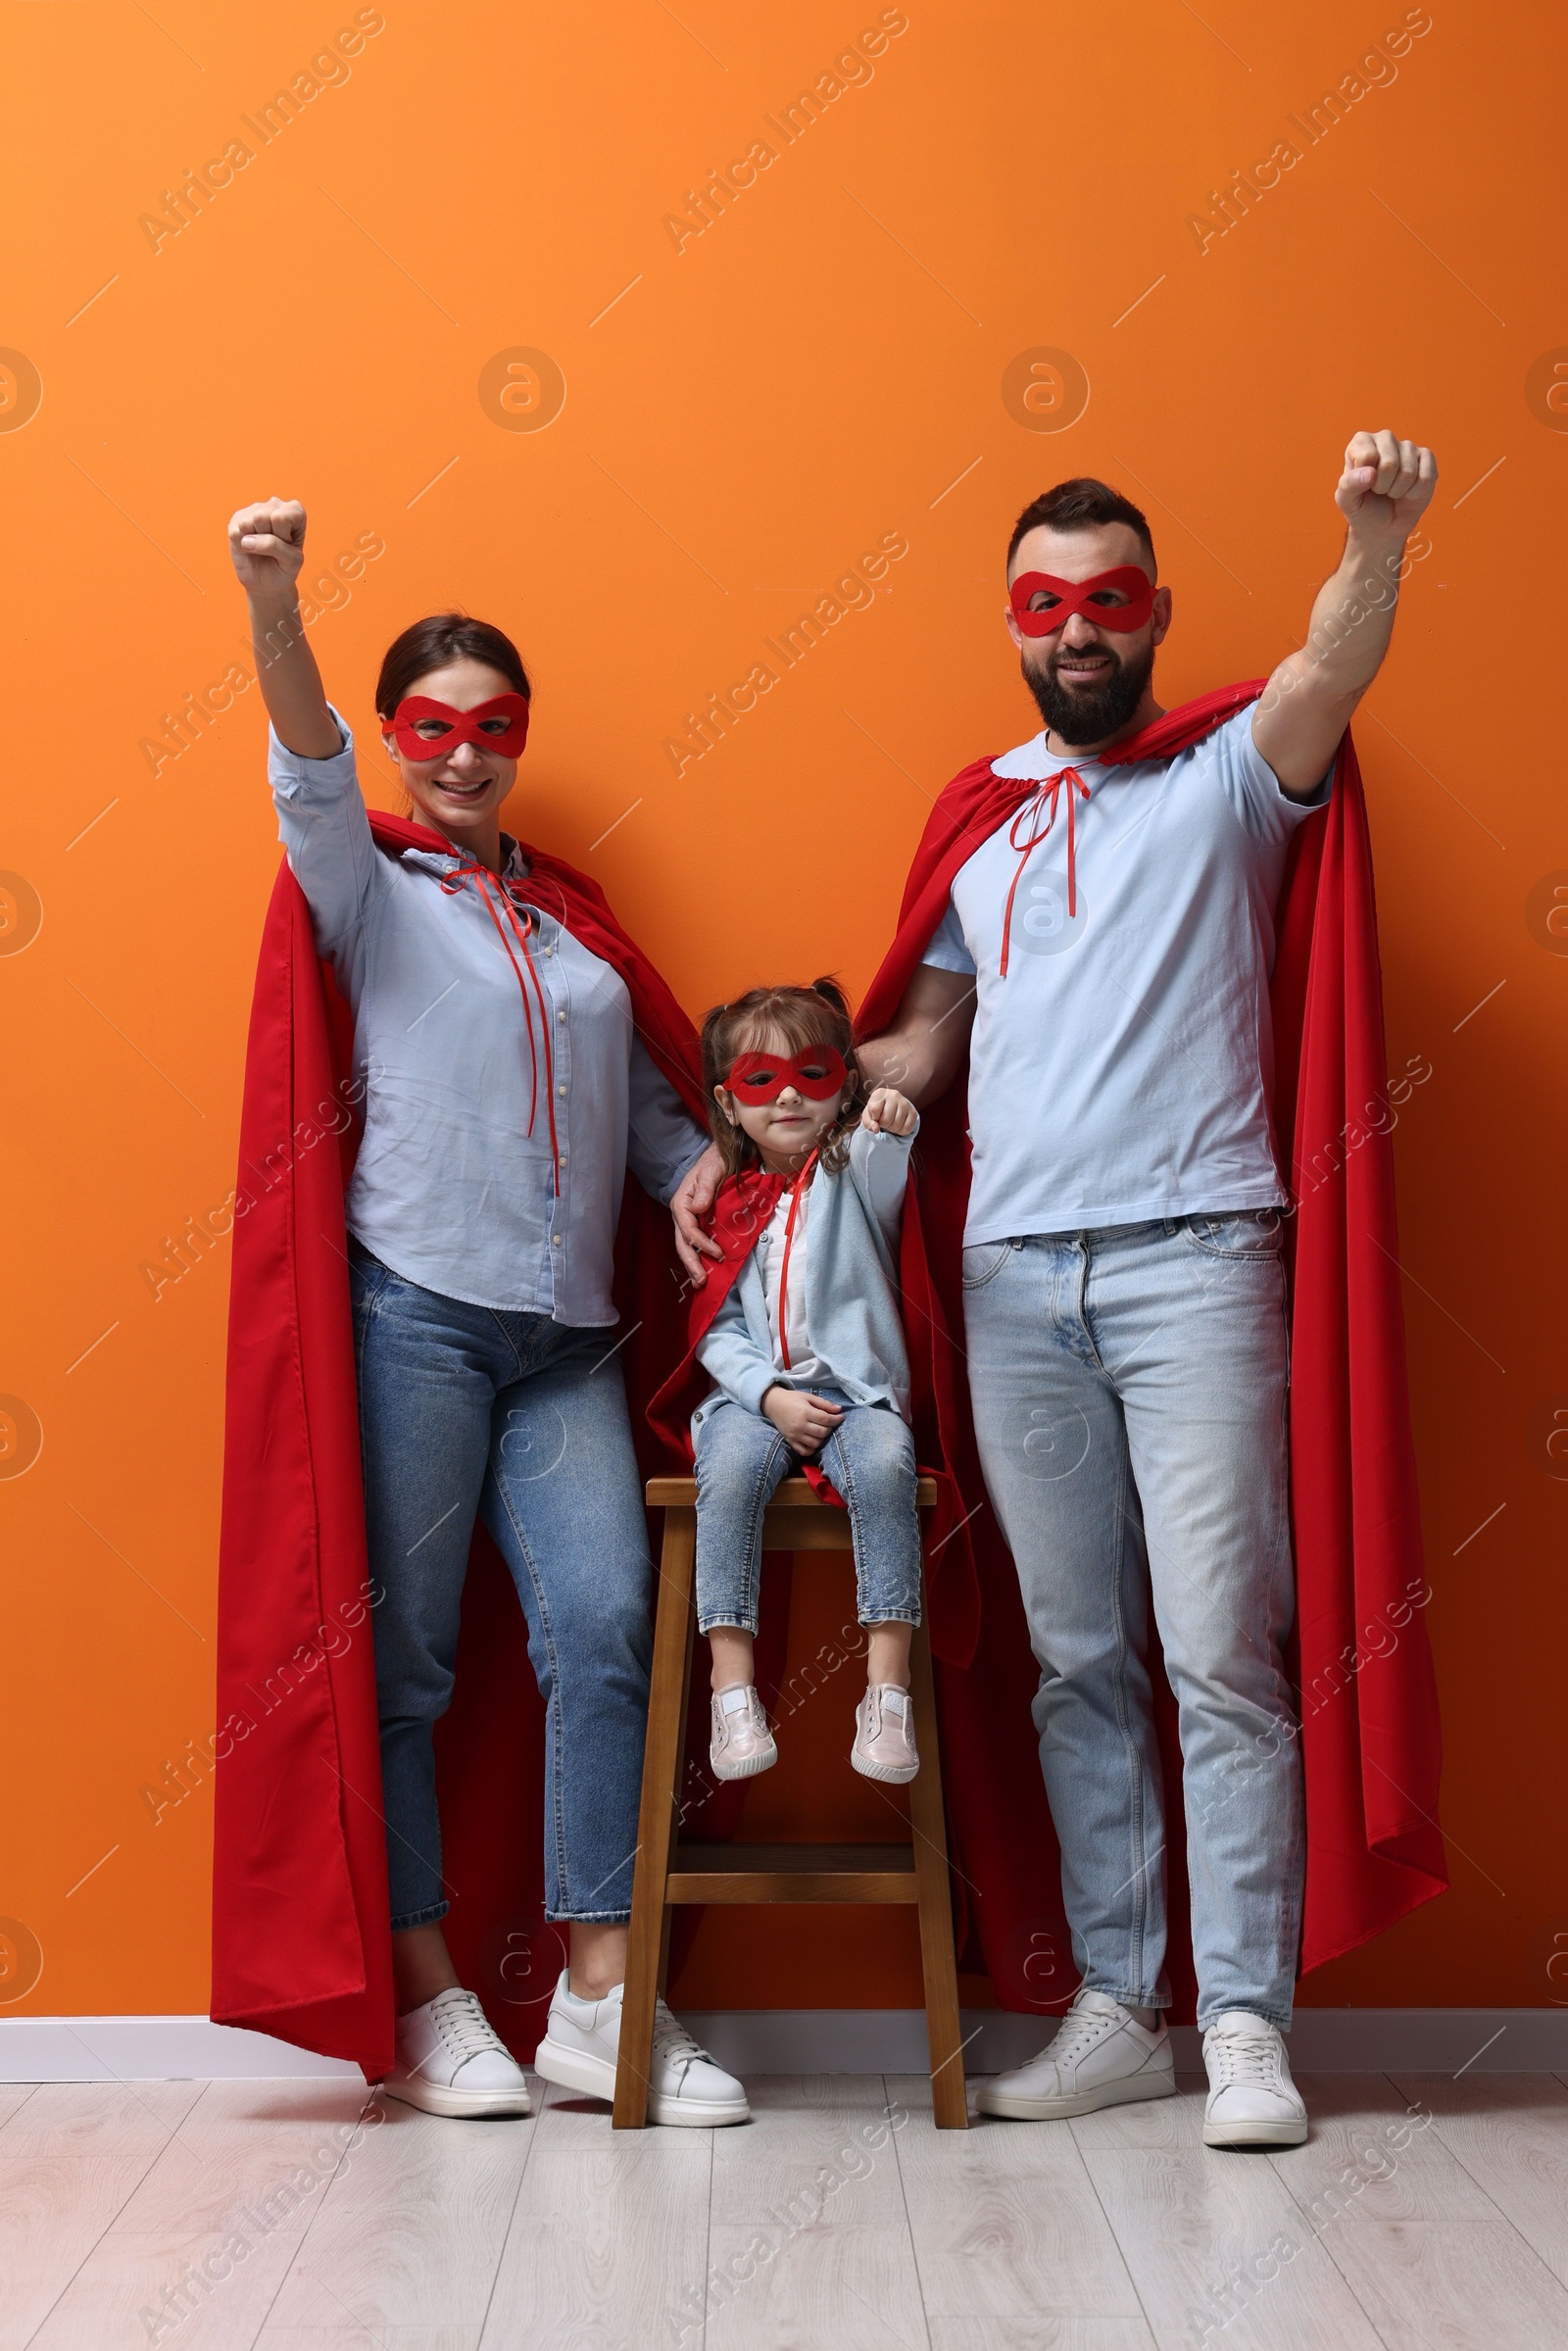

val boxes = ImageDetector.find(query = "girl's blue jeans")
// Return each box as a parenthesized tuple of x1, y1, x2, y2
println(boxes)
(693, 1389, 922, 1636)
(350, 1245, 652, 1929)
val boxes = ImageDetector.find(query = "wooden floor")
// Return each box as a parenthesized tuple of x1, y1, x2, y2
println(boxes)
(5, 2066, 1568, 2349)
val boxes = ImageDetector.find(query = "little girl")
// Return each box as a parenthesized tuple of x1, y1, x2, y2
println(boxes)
(683, 979, 924, 1786)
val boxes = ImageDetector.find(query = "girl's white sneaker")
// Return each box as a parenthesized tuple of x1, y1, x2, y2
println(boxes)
(386, 1986, 532, 2118)
(710, 1684, 778, 1779)
(1201, 2012, 1308, 2146)
(852, 1685, 919, 1783)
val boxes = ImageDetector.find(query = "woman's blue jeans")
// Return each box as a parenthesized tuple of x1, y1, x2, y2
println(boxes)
(693, 1391, 922, 1636)
(350, 1247, 652, 1928)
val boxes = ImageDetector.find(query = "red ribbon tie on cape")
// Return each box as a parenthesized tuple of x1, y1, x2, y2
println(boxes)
(774, 1152, 817, 1373)
(999, 767, 1090, 977)
(1009, 566, 1153, 638)
(439, 857, 561, 1192)
(772, 1151, 847, 1509)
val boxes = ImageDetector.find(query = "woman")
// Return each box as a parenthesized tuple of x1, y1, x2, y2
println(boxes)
(221, 496, 747, 2126)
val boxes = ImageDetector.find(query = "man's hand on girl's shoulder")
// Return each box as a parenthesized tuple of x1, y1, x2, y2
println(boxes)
(861, 1086, 918, 1138)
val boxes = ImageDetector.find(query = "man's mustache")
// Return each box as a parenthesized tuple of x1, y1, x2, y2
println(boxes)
(1034, 643, 1124, 684)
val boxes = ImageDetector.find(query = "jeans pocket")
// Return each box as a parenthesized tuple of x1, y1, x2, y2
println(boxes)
(349, 1249, 395, 1355)
(1182, 1210, 1284, 1260)
(961, 1241, 1015, 1289)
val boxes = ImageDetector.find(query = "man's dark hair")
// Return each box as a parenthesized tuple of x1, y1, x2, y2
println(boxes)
(1006, 478, 1156, 575)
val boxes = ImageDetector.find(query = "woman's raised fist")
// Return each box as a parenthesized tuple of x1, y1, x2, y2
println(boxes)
(226, 498, 308, 600)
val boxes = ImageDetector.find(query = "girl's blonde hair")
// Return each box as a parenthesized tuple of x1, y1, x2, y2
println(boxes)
(700, 978, 865, 1176)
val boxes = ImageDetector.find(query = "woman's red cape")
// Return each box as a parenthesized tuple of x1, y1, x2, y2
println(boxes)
(854, 682, 1446, 2006)
(211, 814, 723, 2077)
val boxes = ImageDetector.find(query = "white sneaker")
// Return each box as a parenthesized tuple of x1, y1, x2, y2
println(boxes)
(385, 1986, 532, 2118)
(710, 1683, 778, 1780)
(976, 1986, 1175, 2120)
(1201, 2011, 1308, 2146)
(852, 1685, 919, 1784)
(533, 1973, 751, 2127)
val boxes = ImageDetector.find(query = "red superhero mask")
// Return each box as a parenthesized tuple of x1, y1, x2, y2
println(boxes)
(382, 694, 531, 761)
(725, 1046, 848, 1104)
(1008, 566, 1154, 637)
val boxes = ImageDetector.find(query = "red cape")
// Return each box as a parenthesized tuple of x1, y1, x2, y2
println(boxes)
(212, 815, 711, 2079)
(857, 684, 1447, 2007)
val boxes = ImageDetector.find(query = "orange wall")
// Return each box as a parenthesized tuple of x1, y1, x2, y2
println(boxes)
(2, 0, 1563, 2023)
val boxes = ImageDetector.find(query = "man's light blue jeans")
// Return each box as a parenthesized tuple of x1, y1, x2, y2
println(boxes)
(350, 1245, 652, 1929)
(961, 1214, 1303, 2029)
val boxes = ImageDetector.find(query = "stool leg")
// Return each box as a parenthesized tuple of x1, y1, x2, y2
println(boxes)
(612, 1504, 697, 2128)
(907, 1600, 969, 2129)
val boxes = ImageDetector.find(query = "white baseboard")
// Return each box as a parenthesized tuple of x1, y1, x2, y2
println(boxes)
(689, 2008, 1568, 2078)
(0, 2017, 363, 2082)
(1, 2008, 1564, 2082)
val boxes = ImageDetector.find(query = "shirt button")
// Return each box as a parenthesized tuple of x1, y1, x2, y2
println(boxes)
(552, 1234, 562, 1248)
(557, 1008, 565, 1022)
(543, 948, 553, 957)
(558, 1152, 567, 1165)
(557, 1083, 566, 1097)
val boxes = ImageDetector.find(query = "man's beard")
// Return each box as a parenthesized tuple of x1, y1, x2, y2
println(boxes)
(1021, 638, 1154, 747)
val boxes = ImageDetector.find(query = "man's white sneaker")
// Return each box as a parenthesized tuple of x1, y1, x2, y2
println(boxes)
(1201, 2012, 1308, 2146)
(976, 1987, 1175, 2120)
(533, 1973, 751, 2127)
(385, 1986, 532, 2118)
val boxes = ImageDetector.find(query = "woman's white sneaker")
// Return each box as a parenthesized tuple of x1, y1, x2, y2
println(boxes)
(1201, 2012, 1308, 2146)
(533, 1974, 751, 2127)
(976, 1987, 1175, 2120)
(386, 1986, 532, 2118)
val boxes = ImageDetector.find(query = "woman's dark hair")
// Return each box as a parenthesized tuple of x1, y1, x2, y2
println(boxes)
(1006, 477, 1156, 575)
(375, 612, 531, 718)
(701, 978, 865, 1176)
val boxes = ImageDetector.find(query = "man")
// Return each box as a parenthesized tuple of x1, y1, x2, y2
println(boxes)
(675, 429, 1437, 2147)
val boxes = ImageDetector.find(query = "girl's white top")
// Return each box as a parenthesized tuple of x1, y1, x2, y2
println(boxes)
(757, 1184, 823, 1380)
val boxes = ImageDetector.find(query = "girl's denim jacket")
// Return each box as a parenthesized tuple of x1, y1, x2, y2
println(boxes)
(692, 1118, 917, 1430)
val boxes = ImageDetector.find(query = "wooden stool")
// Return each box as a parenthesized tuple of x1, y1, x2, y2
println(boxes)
(612, 1474, 969, 2130)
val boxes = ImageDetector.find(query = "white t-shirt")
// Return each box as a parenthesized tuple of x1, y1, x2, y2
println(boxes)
(921, 708, 1330, 1245)
(757, 1184, 823, 1379)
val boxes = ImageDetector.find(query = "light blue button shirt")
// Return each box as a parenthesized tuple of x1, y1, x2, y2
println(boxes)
(270, 711, 708, 1322)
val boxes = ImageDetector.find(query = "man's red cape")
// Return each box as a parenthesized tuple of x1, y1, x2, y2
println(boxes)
(856, 683, 1447, 2006)
(211, 814, 718, 2079)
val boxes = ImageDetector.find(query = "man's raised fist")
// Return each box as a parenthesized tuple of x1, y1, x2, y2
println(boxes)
(1335, 430, 1437, 545)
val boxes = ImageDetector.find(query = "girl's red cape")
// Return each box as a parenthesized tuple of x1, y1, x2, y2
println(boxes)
(854, 683, 1446, 2007)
